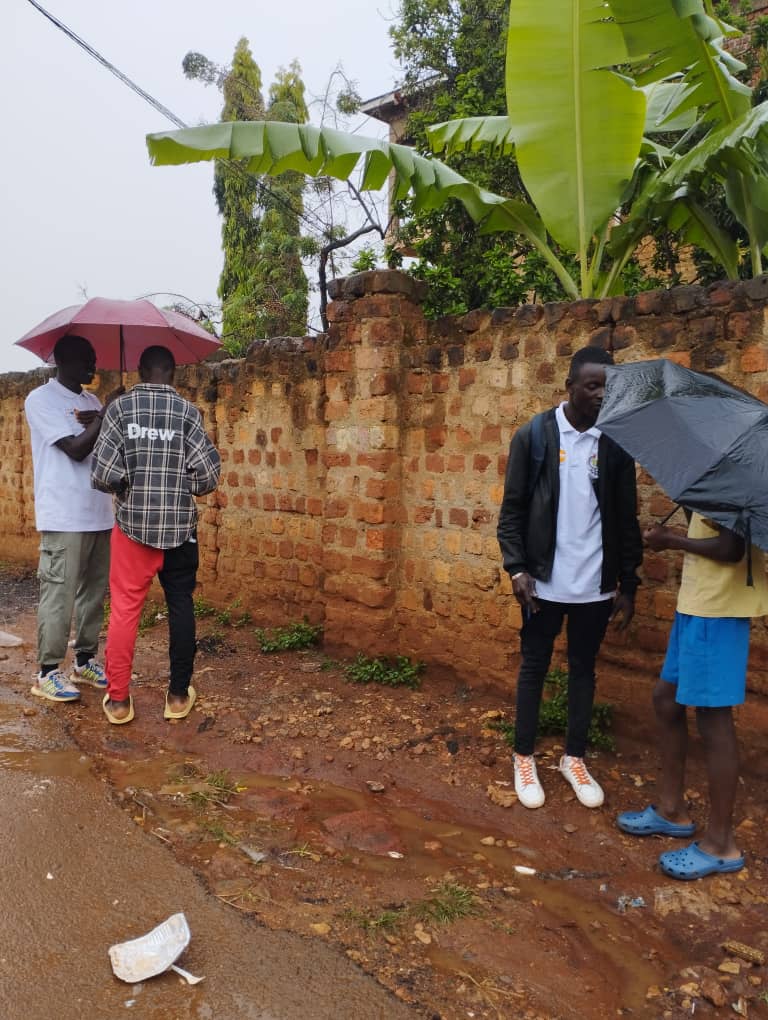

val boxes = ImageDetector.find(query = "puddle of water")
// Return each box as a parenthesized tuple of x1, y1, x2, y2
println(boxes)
(0, 748, 91, 777)
(0, 702, 91, 778)
(105, 756, 675, 1014)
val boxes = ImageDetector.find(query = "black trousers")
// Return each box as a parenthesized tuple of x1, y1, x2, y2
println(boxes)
(514, 598, 613, 758)
(158, 539, 199, 697)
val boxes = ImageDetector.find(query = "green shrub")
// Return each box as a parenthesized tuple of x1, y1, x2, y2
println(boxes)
(255, 618, 322, 653)
(494, 666, 614, 751)
(344, 654, 424, 689)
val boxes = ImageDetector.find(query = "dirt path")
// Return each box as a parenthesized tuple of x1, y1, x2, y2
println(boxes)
(2, 571, 768, 1019)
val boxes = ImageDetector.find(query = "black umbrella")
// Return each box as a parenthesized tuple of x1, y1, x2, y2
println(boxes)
(597, 359, 768, 557)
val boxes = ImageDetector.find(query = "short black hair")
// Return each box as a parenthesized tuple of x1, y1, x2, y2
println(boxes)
(568, 345, 613, 380)
(53, 334, 94, 365)
(138, 345, 176, 374)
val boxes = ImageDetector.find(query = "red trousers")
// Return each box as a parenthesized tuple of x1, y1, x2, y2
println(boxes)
(104, 526, 165, 702)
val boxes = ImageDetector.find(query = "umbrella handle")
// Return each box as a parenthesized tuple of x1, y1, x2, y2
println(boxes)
(659, 505, 681, 526)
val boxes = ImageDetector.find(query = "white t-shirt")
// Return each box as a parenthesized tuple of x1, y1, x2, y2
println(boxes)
(535, 403, 613, 604)
(25, 378, 114, 533)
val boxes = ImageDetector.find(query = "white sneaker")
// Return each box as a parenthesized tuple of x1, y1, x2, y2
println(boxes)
(559, 755, 604, 808)
(514, 753, 545, 809)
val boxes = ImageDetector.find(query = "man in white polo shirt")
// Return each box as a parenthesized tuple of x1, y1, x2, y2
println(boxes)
(498, 347, 642, 809)
(24, 335, 119, 702)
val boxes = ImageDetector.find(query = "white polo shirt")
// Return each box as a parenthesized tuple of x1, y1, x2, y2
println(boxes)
(25, 378, 114, 533)
(535, 403, 613, 604)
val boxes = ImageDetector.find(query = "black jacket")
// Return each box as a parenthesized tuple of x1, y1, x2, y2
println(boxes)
(497, 408, 642, 596)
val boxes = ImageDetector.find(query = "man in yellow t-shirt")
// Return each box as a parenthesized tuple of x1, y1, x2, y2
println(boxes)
(617, 512, 767, 880)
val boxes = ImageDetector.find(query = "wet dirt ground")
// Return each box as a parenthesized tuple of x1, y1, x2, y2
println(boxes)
(2, 569, 768, 1020)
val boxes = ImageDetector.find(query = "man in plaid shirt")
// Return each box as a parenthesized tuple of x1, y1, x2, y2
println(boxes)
(92, 345, 220, 723)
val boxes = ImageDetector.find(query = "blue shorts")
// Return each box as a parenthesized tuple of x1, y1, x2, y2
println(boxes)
(661, 612, 749, 707)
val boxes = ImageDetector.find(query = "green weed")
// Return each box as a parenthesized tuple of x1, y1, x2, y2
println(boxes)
(188, 770, 239, 808)
(193, 596, 217, 619)
(346, 883, 479, 936)
(255, 618, 322, 653)
(199, 819, 238, 845)
(344, 906, 406, 933)
(493, 666, 615, 751)
(194, 596, 251, 628)
(414, 882, 478, 924)
(344, 654, 424, 690)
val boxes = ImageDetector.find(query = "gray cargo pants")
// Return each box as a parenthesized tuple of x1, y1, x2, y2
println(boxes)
(37, 530, 111, 668)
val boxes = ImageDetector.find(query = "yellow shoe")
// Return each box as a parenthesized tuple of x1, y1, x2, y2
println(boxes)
(164, 685, 196, 720)
(102, 694, 134, 725)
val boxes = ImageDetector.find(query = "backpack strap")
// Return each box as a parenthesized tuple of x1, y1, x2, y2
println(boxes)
(526, 411, 548, 499)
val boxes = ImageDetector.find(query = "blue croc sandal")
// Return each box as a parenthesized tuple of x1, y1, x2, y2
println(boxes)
(617, 805, 696, 838)
(659, 841, 745, 881)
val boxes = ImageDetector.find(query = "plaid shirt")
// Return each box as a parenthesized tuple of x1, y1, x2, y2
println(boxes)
(92, 384, 220, 550)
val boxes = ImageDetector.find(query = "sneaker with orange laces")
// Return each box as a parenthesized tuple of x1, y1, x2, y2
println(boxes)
(514, 753, 545, 809)
(559, 755, 604, 808)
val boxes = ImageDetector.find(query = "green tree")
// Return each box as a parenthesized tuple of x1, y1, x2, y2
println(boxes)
(153, 2, 768, 302)
(390, 0, 528, 313)
(204, 38, 266, 349)
(184, 42, 310, 351)
(254, 61, 311, 338)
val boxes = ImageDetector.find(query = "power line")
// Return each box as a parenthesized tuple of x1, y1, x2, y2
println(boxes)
(25, 0, 186, 129)
(24, 0, 339, 238)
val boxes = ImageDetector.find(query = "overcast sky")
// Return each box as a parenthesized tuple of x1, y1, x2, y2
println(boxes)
(1, 0, 399, 374)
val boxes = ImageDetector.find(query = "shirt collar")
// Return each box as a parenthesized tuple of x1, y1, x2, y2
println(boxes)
(555, 401, 601, 439)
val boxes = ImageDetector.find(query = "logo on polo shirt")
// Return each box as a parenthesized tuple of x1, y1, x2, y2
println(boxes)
(127, 422, 177, 441)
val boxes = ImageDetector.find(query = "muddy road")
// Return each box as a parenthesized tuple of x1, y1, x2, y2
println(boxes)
(1, 569, 767, 1019)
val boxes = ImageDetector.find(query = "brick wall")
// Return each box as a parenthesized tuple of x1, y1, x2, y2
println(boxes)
(3, 271, 768, 694)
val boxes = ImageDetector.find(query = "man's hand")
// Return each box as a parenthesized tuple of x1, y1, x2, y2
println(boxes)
(610, 592, 635, 631)
(643, 523, 678, 551)
(512, 571, 539, 617)
(74, 409, 101, 426)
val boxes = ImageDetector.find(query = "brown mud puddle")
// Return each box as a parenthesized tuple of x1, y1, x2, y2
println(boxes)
(2, 595, 768, 1019)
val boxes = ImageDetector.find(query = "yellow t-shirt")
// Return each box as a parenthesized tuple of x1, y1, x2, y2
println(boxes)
(677, 513, 768, 618)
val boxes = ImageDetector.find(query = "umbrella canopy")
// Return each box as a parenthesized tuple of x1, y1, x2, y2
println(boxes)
(15, 297, 221, 372)
(597, 358, 768, 550)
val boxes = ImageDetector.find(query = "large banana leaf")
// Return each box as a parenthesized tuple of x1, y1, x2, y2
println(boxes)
(643, 82, 697, 134)
(428, 116, 516, 157)
(610, 0, 750, 126)
(147, 120, 580, 298)
(505, 0, 646, 269)
(607, 103, 768, 283)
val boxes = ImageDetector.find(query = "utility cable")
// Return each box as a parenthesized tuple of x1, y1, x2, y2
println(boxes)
(24, 0, 336, 237)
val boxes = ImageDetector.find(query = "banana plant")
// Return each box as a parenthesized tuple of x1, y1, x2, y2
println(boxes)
(147, 0, 768, 300)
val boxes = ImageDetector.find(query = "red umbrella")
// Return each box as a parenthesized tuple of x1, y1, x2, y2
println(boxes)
(15, 297, 221, 373)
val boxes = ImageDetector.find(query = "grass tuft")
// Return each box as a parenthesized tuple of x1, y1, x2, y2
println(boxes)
(344, 654, 424, 689)
(255, 618, 322, 653)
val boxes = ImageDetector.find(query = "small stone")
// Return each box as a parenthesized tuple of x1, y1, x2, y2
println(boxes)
(424, 841, 442, 852)
(486, 784, 516, 808)
(701, 977, 727, 1008)
(480, 836, 496, 846)
(679, 982, 700, 997)
(563, 824, 578, 834)
(339, 736, 354, 749)
(366, 782, 385, 794)
(310, 922, 331, 935)
(413, 926, 432, 945)
(719, 960, 741, 975)
(645, 986, 661, 1000)
(22, 707, 37, 717)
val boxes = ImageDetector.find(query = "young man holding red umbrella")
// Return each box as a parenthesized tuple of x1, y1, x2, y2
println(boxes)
(91, 345, 220, 724)
(24, 335, 122, 702)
